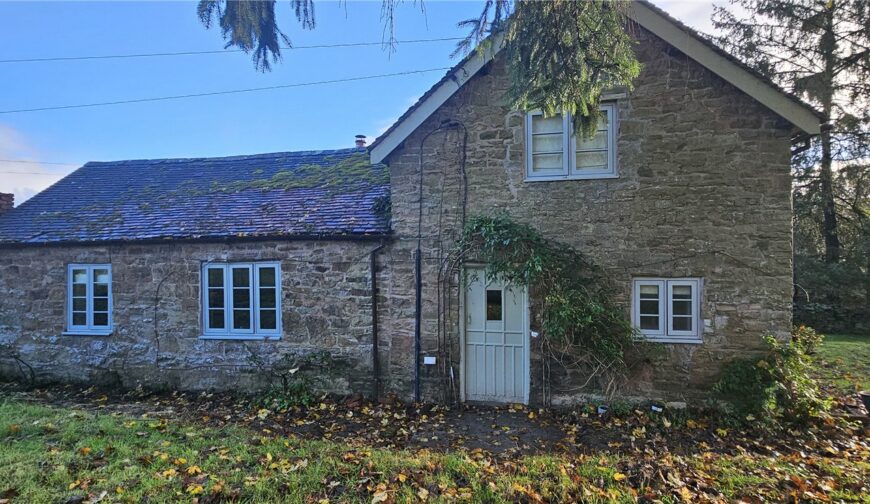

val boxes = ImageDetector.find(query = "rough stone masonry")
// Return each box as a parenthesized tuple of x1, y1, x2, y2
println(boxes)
(0, 24, 795, 405)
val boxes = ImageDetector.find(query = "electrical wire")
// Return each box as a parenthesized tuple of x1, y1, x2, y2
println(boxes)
(0, 159, 78, 166)
(0, 67, 451, 115)
(0, 171, 67, 176)
(0, 37, 465, 64)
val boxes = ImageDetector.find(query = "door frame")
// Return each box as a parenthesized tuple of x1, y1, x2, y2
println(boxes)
(459, 265, 530, 404)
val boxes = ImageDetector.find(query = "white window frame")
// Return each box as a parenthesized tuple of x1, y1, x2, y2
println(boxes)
(65, 264, 113, 336)
(525, 102, 618, 181)
(200, 261, 282, 340)
(632, 278, 702, 344)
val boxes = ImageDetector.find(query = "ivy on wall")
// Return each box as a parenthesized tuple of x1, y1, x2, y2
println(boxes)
(450, 214, 645, 402)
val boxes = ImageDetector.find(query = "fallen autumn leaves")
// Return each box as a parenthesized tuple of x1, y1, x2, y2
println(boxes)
(0, 383, 867, 503)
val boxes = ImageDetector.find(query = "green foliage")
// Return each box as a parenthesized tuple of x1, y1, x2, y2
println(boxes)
(199, 1, 640, 137)
(714, 334, 831, 425)
(792, 325, 825, 354)
(198, 0, 313, 71)
(248, 350, 332, 409)
(501, 1, 640, 138)
(457, 214, 638, 380)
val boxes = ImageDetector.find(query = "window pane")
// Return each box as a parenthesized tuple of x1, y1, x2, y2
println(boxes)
(93, 313, 109, 327)
(531, 153, 563, 172)
(673, 317, 692, 331)
(672, 285, 692, 299)
(260, 310, 277, 330)
(93, 284, 108, 297)
(72, 313, 86, 326)
(73, 284, 86, 296)
(73, 298, 87, 311)
(577, 130, 607, 151)
(259, 267, 276, 287)
(93, 298, 108, 312)
(532, 134, 563, 153)
(208, 288, 225, 308)
(640, 315, 659, 330)
(233, 310, 251, 329)
(233, 289, 251, 308)
(259, 288, 276, 309)
(232, 268, 250, 287)
(639, 300, 659, 315)
(93, 269, 109, 284)
(208, 309, 225, 329)
(207, 268, 224, 287)
(486, 289, 502, 321)
(532, 114, 563, 134)
(672, 300, 692, 316)
(73, 269, 87, 283)
(575, 151, 607, 170)
(639, 285, 659, 297)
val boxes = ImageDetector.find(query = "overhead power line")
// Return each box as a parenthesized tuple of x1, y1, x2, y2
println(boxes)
(0, 37, 464, 64)
(0, 67, 450, 115)
(0, 171, 67, 176)
(0, 159, 79, 166)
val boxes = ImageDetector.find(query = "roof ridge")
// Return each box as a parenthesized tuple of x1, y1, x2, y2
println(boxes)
(84, 147, 366, 167)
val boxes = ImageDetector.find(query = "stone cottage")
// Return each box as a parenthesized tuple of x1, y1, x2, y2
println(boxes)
(0, 1, 821, 405)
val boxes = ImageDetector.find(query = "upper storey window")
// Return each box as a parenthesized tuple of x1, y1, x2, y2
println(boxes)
(526, 103, 617, 181)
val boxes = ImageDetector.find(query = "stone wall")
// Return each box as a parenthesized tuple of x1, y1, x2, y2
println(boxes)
(0, 239, 392, 394)
(382, 25, 795, 404)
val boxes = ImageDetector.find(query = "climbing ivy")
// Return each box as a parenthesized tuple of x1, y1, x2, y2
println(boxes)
(454, 214, 641, 397)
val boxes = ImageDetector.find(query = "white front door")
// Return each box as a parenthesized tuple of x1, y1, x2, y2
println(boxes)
(463, 268, 529, 404)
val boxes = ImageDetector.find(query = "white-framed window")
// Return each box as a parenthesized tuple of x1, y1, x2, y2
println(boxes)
(66, 264, 113, 335)
(632, 278, 701, 343)
(526, 102, 617, 181)
(201, 262, 281, 340)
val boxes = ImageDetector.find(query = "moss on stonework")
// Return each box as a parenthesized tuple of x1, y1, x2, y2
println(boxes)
(212, 152, 388, 194)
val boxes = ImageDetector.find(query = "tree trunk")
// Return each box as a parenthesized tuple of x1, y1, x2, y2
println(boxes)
(819, 124, 841, 263)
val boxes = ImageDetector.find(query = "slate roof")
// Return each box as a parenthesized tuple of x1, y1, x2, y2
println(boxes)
(0, 148, 391, 245)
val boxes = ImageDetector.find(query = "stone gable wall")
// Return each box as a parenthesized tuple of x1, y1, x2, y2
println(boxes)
(382, 26, 795, 403)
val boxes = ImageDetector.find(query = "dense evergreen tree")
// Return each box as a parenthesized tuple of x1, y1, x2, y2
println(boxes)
(196, 0, 640, 135)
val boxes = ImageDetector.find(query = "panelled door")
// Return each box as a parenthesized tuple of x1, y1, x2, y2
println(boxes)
(463, 268, 529, 404)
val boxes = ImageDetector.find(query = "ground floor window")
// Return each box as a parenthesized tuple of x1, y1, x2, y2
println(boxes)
(632, 278, 701, 343)
(201, 262, 281, 339)
(66, 264, 112, 335)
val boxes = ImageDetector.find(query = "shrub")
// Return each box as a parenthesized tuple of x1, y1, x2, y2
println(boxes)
(248, 350, 332, 409)
(714, 334, 830, 425)
(791, 325, 824, 354)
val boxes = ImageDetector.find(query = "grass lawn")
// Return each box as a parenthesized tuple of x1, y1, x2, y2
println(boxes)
(0, 391, 867, 503)
(815, 333, 870, 393)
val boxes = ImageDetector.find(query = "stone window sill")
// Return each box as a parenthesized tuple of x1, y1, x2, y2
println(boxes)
(198, 335, 281, 341)
(524, 173, 619, 182)
(63, 330, 113, 337)
(643, 337, 703, 345)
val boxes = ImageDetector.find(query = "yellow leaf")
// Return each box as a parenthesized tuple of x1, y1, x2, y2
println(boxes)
(257, 408, 271, 420)
(417, 487, 429, 500)
(397, 473, 407, 483)
(187, 484, 204, 495)
(69, 480, 81, 490)
(716, 428, 728, 437)
(686, 419, 698, 429)
(115, 486, 124, 494)
(266, 452, 273, 462)
(79, 447, 92, 456)
(186, 465, 202, 475)
(173, 457, 187, 466)
(613, 472, 627, 481)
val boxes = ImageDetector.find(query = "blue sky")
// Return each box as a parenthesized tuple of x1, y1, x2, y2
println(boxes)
(0, 1, 718, 204)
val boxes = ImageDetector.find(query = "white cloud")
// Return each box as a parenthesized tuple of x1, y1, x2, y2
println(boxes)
(0, 124, 78, 206)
